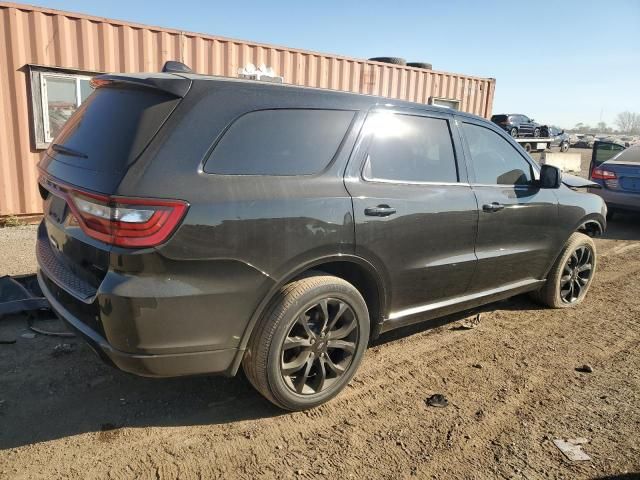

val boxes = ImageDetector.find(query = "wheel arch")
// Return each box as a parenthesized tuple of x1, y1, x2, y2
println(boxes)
(576, 213, 605, 237)
(228, 254, 389, 376)
(541, 213, 605, 281)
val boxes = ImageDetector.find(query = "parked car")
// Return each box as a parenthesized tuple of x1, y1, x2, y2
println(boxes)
(36, 66, 606, 410)
(589, 142, 639, 219)
(547, 127, 570, 152)
(491, 113, 545, 138)
(574, 134, 596, 149)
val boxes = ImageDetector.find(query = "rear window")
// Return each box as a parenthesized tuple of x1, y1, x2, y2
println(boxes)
(204, 109, 355, 175)
(615, 147, 640, 163)
(47, 86, 180, 173)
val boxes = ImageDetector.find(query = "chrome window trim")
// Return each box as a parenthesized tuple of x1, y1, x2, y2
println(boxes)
(470, 183, 536, 189)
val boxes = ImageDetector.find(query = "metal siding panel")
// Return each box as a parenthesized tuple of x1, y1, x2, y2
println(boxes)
(0, 3, 495, 216)
(0, 7, 18, 215)
(4, 8, 34, 214)
(484, 80, 496, 118)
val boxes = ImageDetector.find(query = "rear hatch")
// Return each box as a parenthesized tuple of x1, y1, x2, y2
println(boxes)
(491, 114, 508, 127)
(38, 74, 190, 298)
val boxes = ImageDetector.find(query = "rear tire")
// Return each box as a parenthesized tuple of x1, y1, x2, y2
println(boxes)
(368, 56, 406, 65)
(530, 232, 596, 308)
(243, 273, 370, 411)
(407, 62, 432, 69)
(560, 141, 569, 152)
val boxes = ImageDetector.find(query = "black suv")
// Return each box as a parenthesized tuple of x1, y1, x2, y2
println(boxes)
(37, 69, 606, 410)
(491, 113, 545, 138)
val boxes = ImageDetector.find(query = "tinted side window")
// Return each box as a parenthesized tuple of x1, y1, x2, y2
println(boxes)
(462, 123, 534, 185)
(205, 109, 355, 175)
(363, 113, 458, 183)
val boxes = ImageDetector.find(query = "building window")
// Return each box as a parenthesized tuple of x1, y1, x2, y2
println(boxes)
(28, 66, 97, 149)
(429, 97, 461, 110)
(40, 73, 93, 142)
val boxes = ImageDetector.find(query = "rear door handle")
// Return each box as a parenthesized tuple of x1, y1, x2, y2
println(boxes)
(482, 202, 505, 212)
(365, 205, 397, 217)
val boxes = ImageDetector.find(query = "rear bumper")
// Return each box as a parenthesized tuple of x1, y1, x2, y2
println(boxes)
(35, 219, 267, 378)
(590, 188, 640, 212)
(38, 269, 239, 377)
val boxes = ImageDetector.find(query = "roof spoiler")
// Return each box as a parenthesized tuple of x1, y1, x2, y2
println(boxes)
(90, 73, 192, 98)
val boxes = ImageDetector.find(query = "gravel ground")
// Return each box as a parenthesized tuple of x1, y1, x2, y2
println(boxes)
(0, 225, 37, 276)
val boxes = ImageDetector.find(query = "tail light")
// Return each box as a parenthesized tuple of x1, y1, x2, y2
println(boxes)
(69, 191, 187, 248)
(40, 176, 188, 248)
(591, 168, 617, 180)
(89, 78, 113, 89)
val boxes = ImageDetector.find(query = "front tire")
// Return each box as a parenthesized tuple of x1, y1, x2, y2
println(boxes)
(531, 232, 596, 308)
(243, 274, 370, 410)
(510, 127, 518, 137)
(534, 127, 541, 137)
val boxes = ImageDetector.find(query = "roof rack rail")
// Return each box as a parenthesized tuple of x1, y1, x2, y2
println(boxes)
(162, 61, 192, 74)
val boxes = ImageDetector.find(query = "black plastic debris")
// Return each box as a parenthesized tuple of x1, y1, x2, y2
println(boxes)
(426, 394, 449, 408)
(0, 274, 73, 338)
(0, 275, 49, 317)
(575, 364, 594, 373)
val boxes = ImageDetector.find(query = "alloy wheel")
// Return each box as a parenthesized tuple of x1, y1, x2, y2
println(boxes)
(560, 245, 594, 303)
(280, 298, 359, 395)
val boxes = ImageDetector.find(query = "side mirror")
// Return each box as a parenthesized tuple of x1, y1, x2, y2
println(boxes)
(560, 130, 564, 134)
(540, 164, 562, 189)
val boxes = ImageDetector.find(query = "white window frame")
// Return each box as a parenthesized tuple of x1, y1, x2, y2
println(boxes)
(40, 72, 93, 142)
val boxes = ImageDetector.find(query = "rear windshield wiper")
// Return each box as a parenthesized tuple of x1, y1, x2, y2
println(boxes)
(51, 144, 88, 158)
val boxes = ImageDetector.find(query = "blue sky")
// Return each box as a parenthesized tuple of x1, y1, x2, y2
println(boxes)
(29, 0, 640, 128)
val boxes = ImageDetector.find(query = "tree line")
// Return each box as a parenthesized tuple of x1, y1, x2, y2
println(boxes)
(567, 111, 640, 135)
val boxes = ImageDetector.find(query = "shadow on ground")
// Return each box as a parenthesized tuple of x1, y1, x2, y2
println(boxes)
(0, 291, 542, 450)
(602, 211, 640, 241)
(0, 313, 285, 450)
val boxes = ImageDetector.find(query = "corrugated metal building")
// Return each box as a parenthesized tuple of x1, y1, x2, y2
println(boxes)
(0, 1, 496, 217)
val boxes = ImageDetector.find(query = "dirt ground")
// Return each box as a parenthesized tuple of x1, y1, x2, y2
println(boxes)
(1, 165, 639, 479)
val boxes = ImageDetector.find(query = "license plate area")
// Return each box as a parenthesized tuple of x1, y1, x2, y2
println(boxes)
(620, 176, 640, 192)
(46, 193, 68, 225)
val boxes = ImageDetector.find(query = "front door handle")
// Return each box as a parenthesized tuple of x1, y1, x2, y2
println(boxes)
(365, 205, 397, 217)
(482, 202, 505, 212)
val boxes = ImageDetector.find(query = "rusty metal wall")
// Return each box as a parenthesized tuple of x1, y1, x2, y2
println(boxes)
(0, 2, 496, 216)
